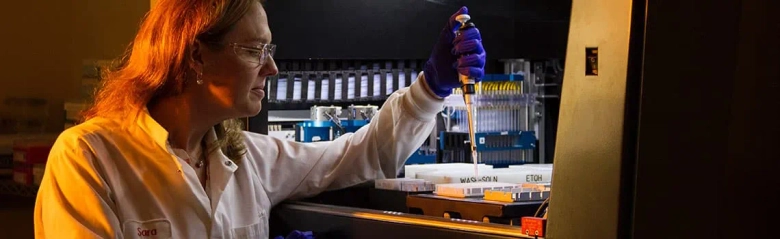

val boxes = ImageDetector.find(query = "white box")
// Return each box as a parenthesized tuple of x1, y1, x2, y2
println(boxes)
(375, 178, 435, 192)
(404, 163, 492, 179)
(417, 167, 552, 184)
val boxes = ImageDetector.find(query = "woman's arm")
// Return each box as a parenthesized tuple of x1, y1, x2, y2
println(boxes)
(244, 75, 443, 206)
(34, 132, 121, 239)
(248, 6, 484, 206)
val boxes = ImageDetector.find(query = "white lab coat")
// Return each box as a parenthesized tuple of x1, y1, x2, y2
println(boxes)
(34, 75, 443, 239)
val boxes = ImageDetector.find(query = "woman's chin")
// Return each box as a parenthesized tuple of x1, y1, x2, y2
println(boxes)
(243, 102, 263, 117)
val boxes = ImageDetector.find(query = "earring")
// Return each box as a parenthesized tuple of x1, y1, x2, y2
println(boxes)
(196, 72, 204, 85)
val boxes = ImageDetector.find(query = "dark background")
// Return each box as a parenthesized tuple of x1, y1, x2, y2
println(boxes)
(628, 0, 780, 238)
(264, 0, 572, 60)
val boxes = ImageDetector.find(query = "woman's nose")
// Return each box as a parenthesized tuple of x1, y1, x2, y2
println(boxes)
(260, 57, 278, 77)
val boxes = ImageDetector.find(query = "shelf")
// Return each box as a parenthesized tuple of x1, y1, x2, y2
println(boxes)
(266, 99, 387, 111)
(269, 117, 352, 123)
(268, 116, 312, 122)
(0, 180, 38, 198)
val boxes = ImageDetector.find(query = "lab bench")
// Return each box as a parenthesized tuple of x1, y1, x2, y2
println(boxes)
(271, 202, 538, 239)
(270, 184, 545, 239)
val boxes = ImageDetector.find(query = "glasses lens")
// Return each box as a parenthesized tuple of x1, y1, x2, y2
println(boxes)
(266, 44, 276, 58)
(233, 44, 276, 67)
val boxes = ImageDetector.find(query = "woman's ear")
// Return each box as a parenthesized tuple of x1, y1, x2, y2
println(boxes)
(189, 40, 205, 75)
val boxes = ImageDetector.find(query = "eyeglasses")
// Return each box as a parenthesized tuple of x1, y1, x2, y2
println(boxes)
(229, 43, 276, 67)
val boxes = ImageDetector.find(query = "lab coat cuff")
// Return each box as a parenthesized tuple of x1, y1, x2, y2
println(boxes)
(405, 73, 445, 120)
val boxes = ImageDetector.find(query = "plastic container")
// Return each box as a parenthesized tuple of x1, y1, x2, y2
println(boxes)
(443, 90, 535, 133)
(374, 178, 435, 192)
(509, 164, 553, 170)
(416, 167, 552, 184)
(483, 187, 550, 202)
(434, 182, 519, 198)
(403, 163, 492, 179)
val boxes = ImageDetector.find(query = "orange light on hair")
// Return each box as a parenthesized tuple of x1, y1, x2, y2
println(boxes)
(82, 0, 263, 162)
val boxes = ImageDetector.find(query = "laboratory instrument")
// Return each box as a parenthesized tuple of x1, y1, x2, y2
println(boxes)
(294, 106, 343, 142)
(347, 105, 378, 121)
(256, 6, 561, 238)
(441, 73, 537, 167)
(453, 13, 480, 177)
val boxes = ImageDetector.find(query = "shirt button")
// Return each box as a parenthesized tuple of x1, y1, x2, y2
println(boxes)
(225, 161, 232, 166)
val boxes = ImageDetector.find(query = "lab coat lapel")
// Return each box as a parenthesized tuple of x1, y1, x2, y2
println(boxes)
(208, 153, 237, 212)
(178, 153, 214, 216)
(135, 110, 215, 220)
(204, 129, 238, 213)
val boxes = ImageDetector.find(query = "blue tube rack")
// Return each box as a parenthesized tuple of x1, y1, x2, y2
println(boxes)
(294, 120, 371, 142)
(473, 131, 536, 151)
(437, 131, 536, 167)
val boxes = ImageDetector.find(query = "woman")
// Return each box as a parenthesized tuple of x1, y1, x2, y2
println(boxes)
(34, 0, 485, 238)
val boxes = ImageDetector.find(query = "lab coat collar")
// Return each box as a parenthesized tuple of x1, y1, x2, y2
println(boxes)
(136, 108, 171, 152)
(134, 108, 238, 172)
(202, 121, 239, 213)
(135, 108, 223, 156)
(135, 108, 238, 214)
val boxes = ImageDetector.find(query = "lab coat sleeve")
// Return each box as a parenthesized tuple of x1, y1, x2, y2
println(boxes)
(34, 132, 121, 239)
(246, 73, 444, 206)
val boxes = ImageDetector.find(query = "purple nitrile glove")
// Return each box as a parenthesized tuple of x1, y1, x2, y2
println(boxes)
(274, 230, 314, 239)
(287, 230, 314, 239)
(423, 6, 486, 98)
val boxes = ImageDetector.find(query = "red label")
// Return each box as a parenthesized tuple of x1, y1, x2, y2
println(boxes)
(137, 228, 158, 237)
(123, 219, 171, 238)
(521, 217, 546, 237)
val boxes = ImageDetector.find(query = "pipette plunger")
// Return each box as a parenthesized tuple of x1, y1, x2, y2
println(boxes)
(454, 14, 479, 177)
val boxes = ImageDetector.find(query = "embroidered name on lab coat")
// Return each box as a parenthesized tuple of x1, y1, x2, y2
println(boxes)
(123, 219, 172, 239)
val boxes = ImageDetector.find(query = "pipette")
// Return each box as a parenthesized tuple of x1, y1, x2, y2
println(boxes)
(454, 14, 479, 177)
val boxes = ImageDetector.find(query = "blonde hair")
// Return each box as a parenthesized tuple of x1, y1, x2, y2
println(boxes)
(83, 0, 264, 162)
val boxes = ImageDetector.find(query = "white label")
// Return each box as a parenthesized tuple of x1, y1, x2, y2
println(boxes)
(478, 137, 486, 144)
(525, 174, 545, 182)
(123, 219, 172, 239)
(459, 176, 499, 183)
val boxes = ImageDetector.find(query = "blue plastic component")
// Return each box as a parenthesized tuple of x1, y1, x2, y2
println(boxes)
(439, 131, 537, 151)
(295, 121, 335, 142)
(474, 131, 537, 151)
(438, 131, 445, 150)
(297, 120, 337, 128)
(296, 119, 438, 166)
(481, 73, 525, 82)
(342, 119, 369, 132)
(406, 153, 436, 165)
(295, 120, 371, 142)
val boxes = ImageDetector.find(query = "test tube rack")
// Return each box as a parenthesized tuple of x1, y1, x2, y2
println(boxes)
(441, 74, 538, 167)
(266, 60, 424, 110)
(437, 131, 537, 167)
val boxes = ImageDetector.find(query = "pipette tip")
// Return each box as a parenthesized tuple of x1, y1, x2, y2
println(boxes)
(472, 150, 479, 177)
